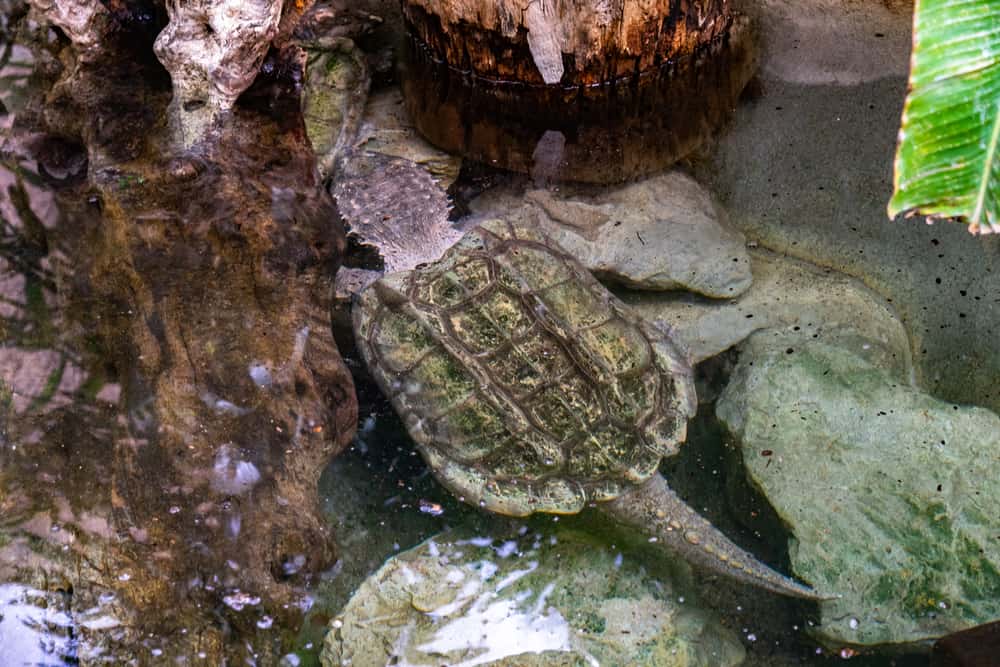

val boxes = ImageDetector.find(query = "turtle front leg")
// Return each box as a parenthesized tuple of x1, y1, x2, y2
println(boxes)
(599, 474, 827, 600)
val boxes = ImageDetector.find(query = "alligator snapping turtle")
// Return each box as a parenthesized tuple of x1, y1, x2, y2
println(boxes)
(353, 218, 821, 598)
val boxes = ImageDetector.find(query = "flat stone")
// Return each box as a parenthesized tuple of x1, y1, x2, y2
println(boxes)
(355, 88, 462, 189)
(619, 248, 913, 379)
(716, 334, 1000, 647)
(470, 171, 752, 298)
(321, 526, 745, 667)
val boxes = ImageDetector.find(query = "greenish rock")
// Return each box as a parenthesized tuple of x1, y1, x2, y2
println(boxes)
(620, 248, 914, 379)
(301, 38, 370, 179)
(716, 333, 1000, 648)
(320, 527, 746, 667)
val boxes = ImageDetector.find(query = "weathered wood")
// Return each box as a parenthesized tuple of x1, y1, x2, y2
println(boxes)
(402, 15, 756, 183)
(402, 0, 732, 85)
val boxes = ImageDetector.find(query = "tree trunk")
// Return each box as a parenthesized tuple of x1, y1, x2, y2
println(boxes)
(402, 0, 733, 86)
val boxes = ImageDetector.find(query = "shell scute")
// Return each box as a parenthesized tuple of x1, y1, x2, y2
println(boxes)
(372, 309, 435, 373)
(354, 219, 696, 516)
(539, 279, 610, 330)
(605, 372, 658, 424)
(579, 318, 652, 376)
(515, 332, 573, 380)
(478, 288, 532, 338)
(407, 352, 477, 415)
(526, 386, 588, 444)
(498, 245, 574, 292)
(439, 395, 507, 443)
(449, 305, 505, 354)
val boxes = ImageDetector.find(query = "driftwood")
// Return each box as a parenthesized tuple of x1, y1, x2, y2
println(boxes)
(402, 0, 732, 85)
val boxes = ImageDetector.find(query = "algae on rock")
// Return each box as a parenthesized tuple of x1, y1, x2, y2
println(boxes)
(717, 333, 1000, 648)
(321, 527, 745, 667)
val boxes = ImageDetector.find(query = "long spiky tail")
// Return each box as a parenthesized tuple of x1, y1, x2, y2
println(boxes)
(600, 474, 829, 600)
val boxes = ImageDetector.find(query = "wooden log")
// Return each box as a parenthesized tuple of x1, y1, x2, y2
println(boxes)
(401, 0, 732, 86)
(402, 14, 756, 183)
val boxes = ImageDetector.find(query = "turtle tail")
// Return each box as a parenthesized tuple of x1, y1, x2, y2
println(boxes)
(599, 474, 829, 600)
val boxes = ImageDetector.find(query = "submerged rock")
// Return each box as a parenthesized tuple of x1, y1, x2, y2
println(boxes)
(717, 334, 1000, 648)
(153, 0, 307, 148)
(355, 87, 462, 189)
(3, 22, 359, 656)
(620, 248, 913, 377)
(470, 172, 752, 297)
(300, 36, 370, 179)
(320, 527, 745, 667)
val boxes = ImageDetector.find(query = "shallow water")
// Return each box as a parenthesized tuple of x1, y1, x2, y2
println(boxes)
(1, 0, 998, 665)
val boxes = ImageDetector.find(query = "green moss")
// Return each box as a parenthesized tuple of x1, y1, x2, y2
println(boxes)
(116, 173, 145, 190)
(576, 611, 607, 634)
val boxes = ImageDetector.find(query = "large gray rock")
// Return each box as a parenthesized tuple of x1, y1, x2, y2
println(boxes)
(620, 249, 913, 379)
(717, 333, 1000, 648)
(321, 527, 745, 667)
(470, 172, 753, 298)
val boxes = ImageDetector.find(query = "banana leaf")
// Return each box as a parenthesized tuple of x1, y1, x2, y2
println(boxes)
(888, 0, 1000, 234)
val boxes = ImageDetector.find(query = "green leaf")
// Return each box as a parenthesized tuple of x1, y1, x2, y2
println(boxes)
(888, 0, 1000, 234)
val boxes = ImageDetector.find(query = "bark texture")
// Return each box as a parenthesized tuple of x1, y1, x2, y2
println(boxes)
(402, 0, 732, 85)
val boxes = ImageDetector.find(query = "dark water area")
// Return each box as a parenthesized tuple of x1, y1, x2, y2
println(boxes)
(1, 0, 998, 666)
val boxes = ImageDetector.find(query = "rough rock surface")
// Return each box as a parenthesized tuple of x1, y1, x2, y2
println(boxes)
(469, 172, 752, 297)
(321, 527, 745, 667)
(153, 0, 303, 147)
(619, 248, 913, 378)
(28, 0, 107, 59)
(717, 334, 1000, 648)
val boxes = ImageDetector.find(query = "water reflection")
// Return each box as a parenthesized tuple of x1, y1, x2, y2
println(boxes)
(1, 5, 356, 661)
(401, 17, 758, 184)
(0, 584, 74, 664)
